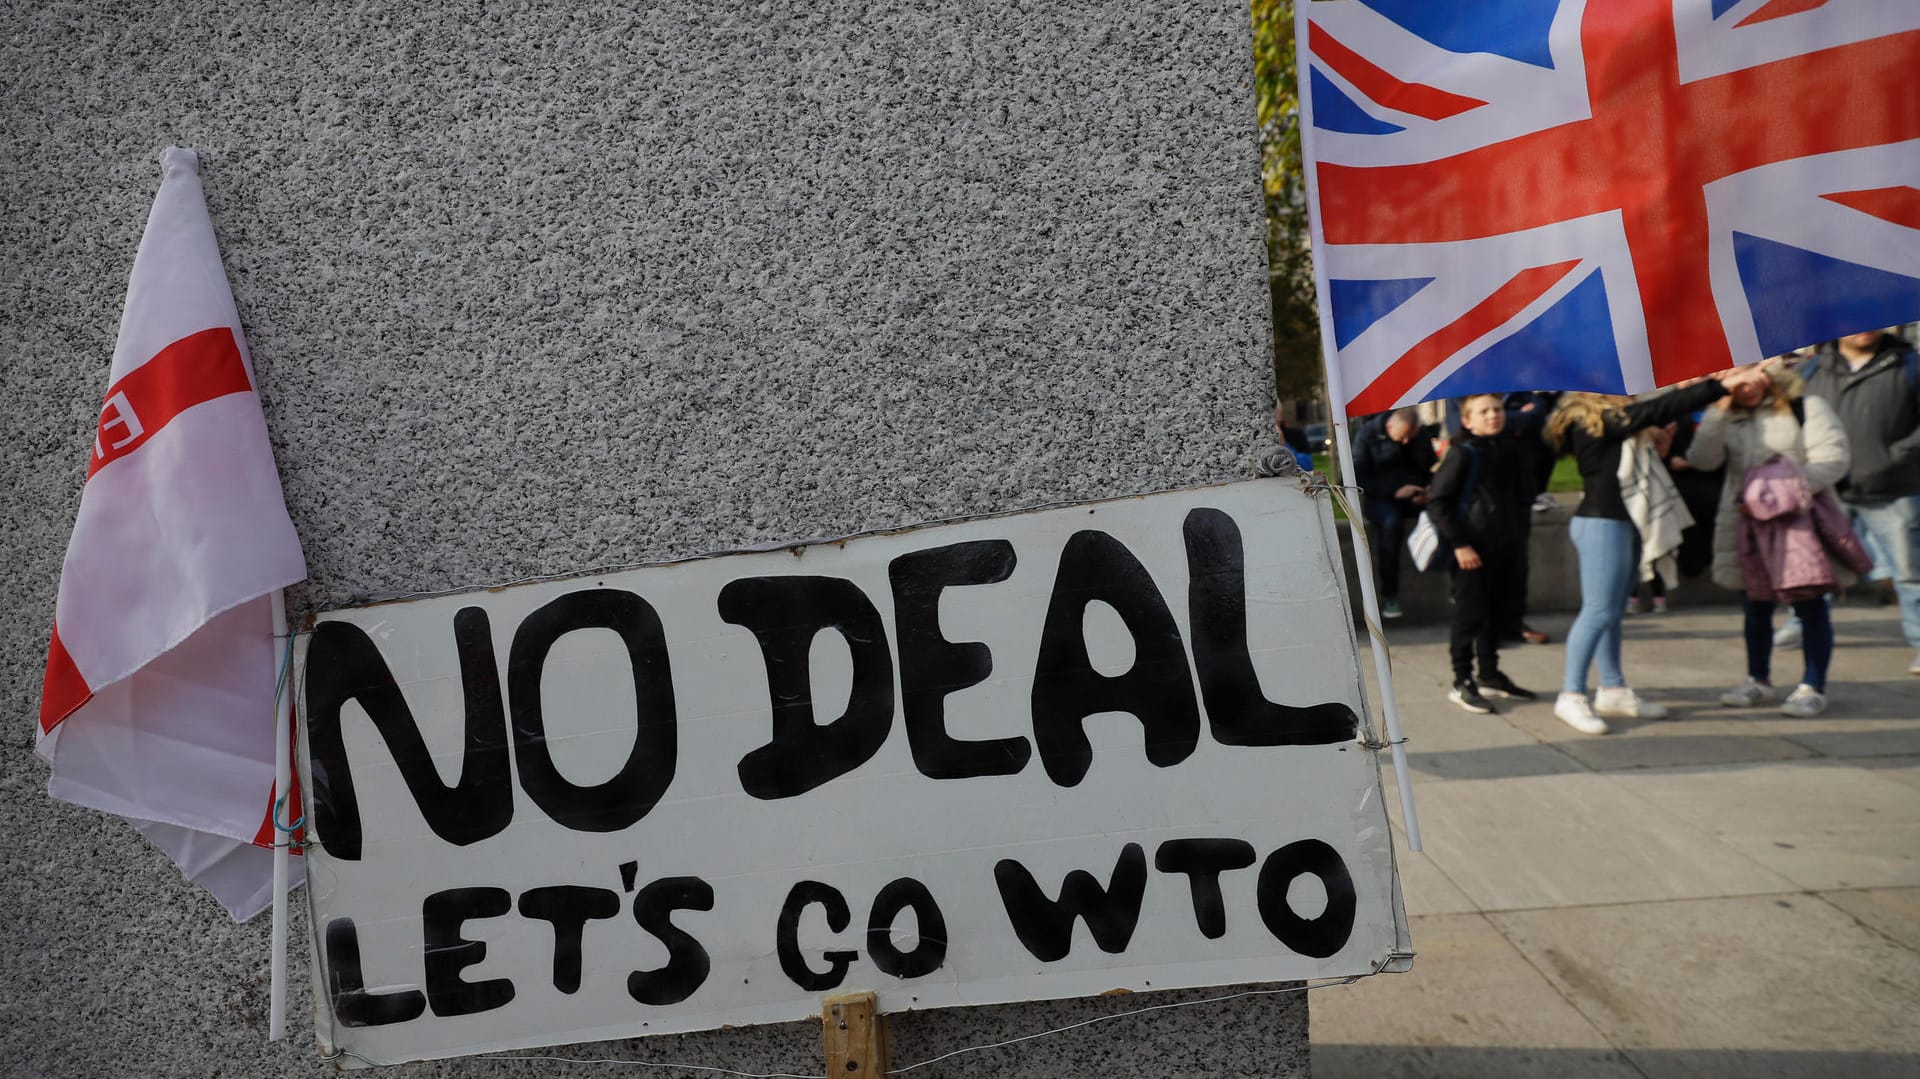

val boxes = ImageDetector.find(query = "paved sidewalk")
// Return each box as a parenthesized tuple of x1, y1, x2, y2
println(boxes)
(1311, 603, 1920, 1079)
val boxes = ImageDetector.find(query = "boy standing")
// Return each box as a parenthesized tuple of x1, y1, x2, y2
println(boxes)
(1428, 394, 1538, 713)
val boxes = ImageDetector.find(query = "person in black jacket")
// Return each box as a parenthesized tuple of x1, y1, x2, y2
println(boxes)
(1352, 408, 1436, 618)
(1428, 394, 1538, 713)
(1445, 393, 1555, 643)
(1542, 371, 1756, 733)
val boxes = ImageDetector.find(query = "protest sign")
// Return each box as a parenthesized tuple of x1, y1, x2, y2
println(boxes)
(296, 478, 1408, 1066)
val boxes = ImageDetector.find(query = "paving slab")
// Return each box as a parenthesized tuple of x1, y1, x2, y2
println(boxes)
(1315, 1046, 1918, 1077)
(1367, 645, 1589, 781)
(1380, 787, 1479, 917)
(1489, 895, 1920, 1077)
(1816, 887, 1920, 952)
(1393, 707, 1558, 755)
(1608, 759, 1920, 891)
(1396, 741, 1590, 782)
(1337, 603, 1920, 1076)
(1309, 912, 1638, 1079)
(1772, 716, 1920, 759)
(1500, 712, 1818, 772)
(1856, 755, 1920, 791)
(1404, 773, 1797, 911)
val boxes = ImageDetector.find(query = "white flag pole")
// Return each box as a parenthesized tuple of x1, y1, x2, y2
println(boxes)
(1322, 414, 1423, 851)
(269, 588, 293, 1041)
(1292, 2, 1422, 851)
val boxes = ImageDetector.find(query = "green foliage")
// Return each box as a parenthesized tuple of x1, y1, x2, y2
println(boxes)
(1252, 0, 1325, 406)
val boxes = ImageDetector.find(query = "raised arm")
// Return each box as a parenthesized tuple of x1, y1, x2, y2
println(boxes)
(1620, 379, 1728, 435)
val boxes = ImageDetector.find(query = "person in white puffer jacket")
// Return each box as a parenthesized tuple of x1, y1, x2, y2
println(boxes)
(1685, 363, 1850, 717)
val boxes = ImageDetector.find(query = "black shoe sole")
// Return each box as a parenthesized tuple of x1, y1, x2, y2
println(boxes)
(1480, 687, 1538, 701)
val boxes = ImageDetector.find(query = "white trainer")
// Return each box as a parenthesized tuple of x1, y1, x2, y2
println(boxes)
(1779, 684, 1828, 717)
(1554, 693, 1612, 735)
(1594, 686, 1669, 720)
(1719, 678, 1776, 707)
(1910, 650, 1920, 676)
(1773, 619, 1802, 649)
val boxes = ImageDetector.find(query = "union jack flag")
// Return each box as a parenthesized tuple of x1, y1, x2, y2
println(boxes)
(1299, 0, 1920, 416)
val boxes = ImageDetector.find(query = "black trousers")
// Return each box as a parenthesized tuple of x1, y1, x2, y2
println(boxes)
(1498, 538, 1531, 639)
(1450, 547, 1526, 683)
(1363, 497, 1413, 601)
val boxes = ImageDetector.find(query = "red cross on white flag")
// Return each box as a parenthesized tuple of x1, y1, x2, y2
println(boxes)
(36, 148, 308, 921)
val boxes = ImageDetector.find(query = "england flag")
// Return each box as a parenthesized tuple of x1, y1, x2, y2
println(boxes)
(1299, 0, 1920, 415)
(37, 148, 307, 920)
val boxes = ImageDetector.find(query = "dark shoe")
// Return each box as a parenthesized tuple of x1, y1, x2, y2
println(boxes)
(1448, 680, 1497, 714)
(1520, 625, 1550, 645)
(1478, 672, 1538, 701)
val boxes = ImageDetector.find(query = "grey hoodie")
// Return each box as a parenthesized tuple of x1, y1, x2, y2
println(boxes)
(1800, 337, 1920, 503)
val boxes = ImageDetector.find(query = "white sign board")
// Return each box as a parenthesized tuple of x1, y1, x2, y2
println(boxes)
(295, 478, 1409, 1066)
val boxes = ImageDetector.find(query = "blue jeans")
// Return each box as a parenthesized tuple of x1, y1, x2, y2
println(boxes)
(1848, 495, 1920, 650)
(1564, 517, 1639, 695)
(1743, 596, 1833, 691)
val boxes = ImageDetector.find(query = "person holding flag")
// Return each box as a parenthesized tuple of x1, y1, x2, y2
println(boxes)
(1543, 372, 1760, 733)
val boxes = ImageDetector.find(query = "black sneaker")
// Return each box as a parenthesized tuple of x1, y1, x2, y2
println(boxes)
(1478, 672, 1538, 701)
(1448, 680, 1497, 714)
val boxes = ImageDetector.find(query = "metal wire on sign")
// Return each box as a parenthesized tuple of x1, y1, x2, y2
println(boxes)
(270, 631, 304, 848)
(1301, 475, 1395, 657)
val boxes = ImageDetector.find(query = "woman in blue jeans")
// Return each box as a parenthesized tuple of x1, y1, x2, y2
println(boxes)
(1544, 371, 1753, 733)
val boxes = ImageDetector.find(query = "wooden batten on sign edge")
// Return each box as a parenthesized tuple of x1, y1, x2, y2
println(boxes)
(822, 992, 890, 1077)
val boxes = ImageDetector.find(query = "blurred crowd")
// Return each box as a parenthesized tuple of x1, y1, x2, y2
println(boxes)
(1271, 327, 1920, 734)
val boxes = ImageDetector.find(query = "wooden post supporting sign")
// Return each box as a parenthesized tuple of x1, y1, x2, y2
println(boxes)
(822, 992, 889, 1077)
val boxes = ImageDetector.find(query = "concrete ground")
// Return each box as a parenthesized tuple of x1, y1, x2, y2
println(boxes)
(1311, 601, 1920, 1079)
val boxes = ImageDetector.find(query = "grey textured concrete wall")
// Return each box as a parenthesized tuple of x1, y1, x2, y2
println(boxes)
(0, 2, 1306, 1076)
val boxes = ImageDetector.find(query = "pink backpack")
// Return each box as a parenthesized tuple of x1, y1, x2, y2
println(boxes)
(1739, 454, 1809, 521)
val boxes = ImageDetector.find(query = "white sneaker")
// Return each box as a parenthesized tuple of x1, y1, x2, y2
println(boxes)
(1779, 684, 1827, 717)
(1594, 686, 1669, 720)
(1773, 620, 1802, 649)
(1554, 693, 1612, 735)
(1909, 650, 1920, 676)
(1719, 678, 1776, 707)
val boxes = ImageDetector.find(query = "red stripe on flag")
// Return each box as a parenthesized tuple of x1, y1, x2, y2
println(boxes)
(1821, 185, 1920, 231)
(1735, 0, 1831, 29)
(88, 327, 254, 480)
(1308, 21, 1488, 122)
(39, 623, 94, 735)
(1346, 260, 1581, 416)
